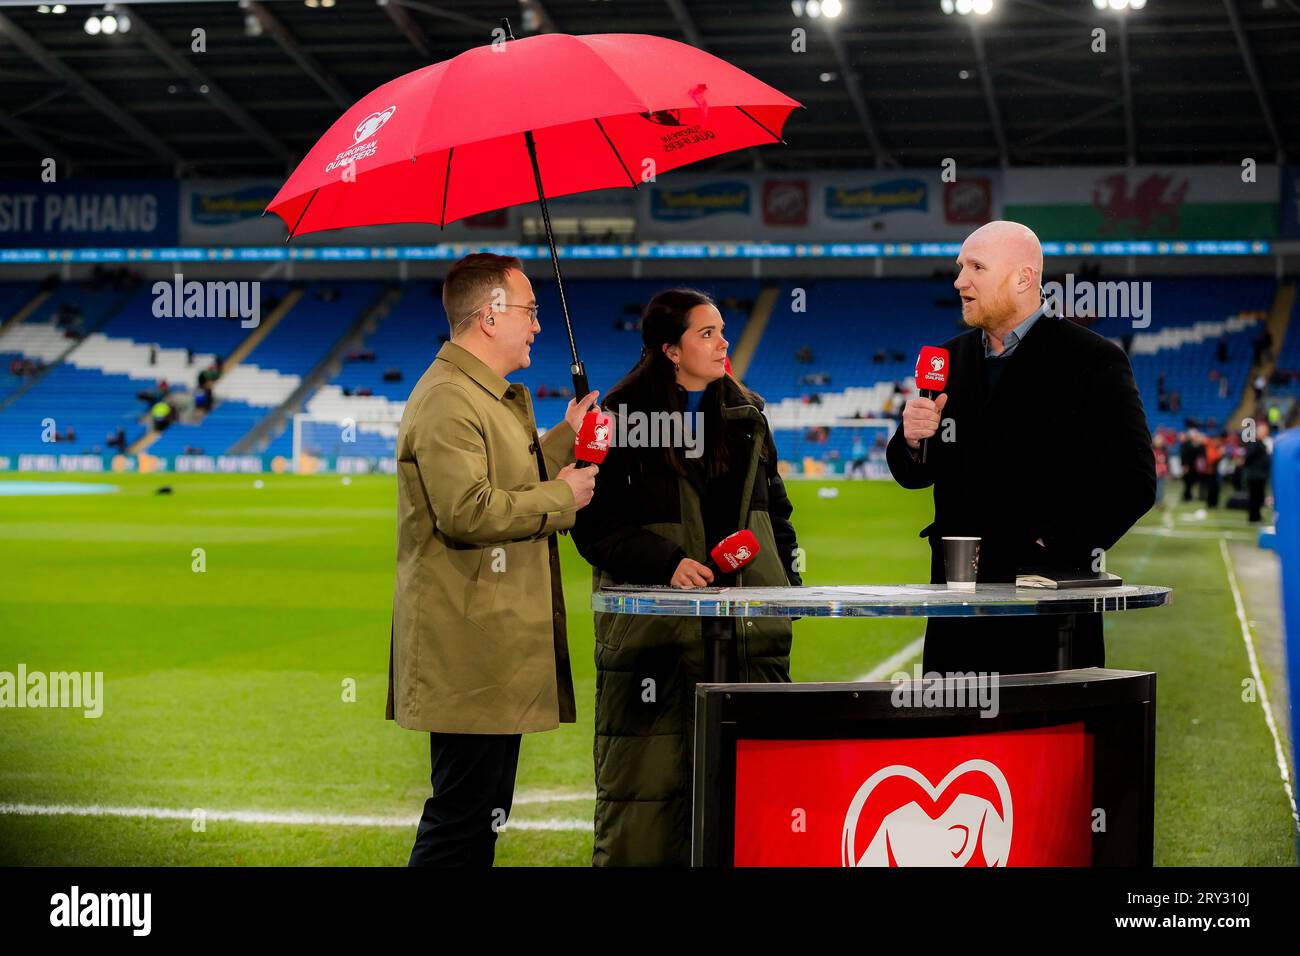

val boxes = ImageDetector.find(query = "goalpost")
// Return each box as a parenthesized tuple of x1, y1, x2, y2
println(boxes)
(291, 413, 400, 473)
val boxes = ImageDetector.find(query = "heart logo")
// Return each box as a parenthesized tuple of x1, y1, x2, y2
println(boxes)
(841, 759, 1013, 867)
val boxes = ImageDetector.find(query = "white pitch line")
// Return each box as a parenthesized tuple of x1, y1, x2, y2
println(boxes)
(857, 635, 926, 682)
(0, 802, 592, 832)
(512, 790, 595, 805)
(1218, 538, 1300, 833)
(1130, 527, 1257, 541)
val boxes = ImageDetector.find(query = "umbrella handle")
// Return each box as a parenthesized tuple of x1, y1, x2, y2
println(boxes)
(523, 128, 588, 400)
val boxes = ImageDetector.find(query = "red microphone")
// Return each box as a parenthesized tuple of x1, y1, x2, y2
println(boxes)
(913, 346, 950, 465)
(574, 409, 611, 468)
(709, 529, 760, 574)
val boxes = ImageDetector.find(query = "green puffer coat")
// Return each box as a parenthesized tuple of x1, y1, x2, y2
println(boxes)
(571, 374, 801, 866)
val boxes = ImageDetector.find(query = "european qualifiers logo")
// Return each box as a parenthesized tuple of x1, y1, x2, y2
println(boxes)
(325, 105, 397, 174)
(49, 886, 151, 936)
(0, 664, 103, 718)
(840, 759, 1013, 867)
(640, 108, 717, 155)
(152, 273, 260, 329)
(640, 109, 683, 126)
(354, 106, 396, 143)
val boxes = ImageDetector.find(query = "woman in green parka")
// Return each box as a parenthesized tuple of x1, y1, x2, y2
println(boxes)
(571, 288, 802, 866)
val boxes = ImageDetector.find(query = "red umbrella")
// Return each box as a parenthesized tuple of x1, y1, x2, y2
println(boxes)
(267, 22, 800, 395)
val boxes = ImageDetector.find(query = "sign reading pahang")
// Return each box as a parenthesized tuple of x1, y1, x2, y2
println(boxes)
(733, 723, 1092, 866)
(0, 180, 179, 247)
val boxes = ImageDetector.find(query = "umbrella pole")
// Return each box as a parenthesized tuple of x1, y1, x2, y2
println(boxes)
(523, 129, 588, 400)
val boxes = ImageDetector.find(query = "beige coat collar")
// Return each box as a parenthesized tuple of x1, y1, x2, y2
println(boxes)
(435, 340, 513, 401)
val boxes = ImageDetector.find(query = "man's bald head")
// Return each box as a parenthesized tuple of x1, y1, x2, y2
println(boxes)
(954, 220, 1045, 339)
(966, 220, 1043, 278)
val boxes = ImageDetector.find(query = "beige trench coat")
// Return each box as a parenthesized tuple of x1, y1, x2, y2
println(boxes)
(386, 341, 578, 734)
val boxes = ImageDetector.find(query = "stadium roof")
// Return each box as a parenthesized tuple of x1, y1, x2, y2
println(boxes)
(0, 0, 1297, 179)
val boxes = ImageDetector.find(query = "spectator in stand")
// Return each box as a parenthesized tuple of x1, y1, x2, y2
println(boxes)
(106, 427, 127, 452)
(1169, 390, 1181, 413)
(1252, 327, 1273, 365)
(1216, 335, 1229, 364)
(151, 400, 173, 432)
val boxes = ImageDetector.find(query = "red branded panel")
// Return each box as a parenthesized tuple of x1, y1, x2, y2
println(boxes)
(733, 723, 1093, 866)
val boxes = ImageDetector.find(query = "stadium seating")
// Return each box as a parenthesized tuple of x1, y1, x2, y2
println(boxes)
(0, 275, 1282, 465)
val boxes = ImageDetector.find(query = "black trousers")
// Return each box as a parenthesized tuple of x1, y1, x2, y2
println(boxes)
(922, 613, 1104, 675)
(408, 731, 522, 867)
(1248, 478, 1267, 522)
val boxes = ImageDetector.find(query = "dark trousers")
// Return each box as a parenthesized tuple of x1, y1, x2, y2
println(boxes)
(1248, 478, 1267, 522)
(922, 613, 1104, 675)
(408, 731, 521, 867)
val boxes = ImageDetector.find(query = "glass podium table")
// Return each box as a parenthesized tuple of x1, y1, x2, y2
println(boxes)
(593, 584, 1173, 676)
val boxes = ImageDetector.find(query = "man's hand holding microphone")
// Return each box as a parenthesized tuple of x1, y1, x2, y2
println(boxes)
(903, 345, 950, 462)
(901, 392, 949, 451)
(557, 389, 602, 508)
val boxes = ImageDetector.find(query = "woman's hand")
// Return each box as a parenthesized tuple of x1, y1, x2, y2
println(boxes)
(670, 558, 714, 589)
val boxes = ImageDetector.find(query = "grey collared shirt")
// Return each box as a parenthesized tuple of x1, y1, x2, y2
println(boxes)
(982, 304, 1046, 358)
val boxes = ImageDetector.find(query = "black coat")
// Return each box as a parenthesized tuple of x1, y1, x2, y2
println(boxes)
(571, 373, 801, 866)
(887, 314, 1156, 674)
(1242, 439, 1271, 483)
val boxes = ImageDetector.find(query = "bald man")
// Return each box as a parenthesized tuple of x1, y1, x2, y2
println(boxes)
(887, 221, 1156, 674)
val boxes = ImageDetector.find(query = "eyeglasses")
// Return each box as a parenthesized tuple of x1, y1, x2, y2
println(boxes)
(462, 302, 540, 325)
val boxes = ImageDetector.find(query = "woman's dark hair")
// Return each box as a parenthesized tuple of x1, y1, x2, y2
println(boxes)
(606, 288, 761, 479)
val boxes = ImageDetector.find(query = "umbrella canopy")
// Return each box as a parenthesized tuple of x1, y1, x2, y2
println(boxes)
(266, 32, 801, 237)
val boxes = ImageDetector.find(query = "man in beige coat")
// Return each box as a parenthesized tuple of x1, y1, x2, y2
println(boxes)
(387, 253, 598, 866)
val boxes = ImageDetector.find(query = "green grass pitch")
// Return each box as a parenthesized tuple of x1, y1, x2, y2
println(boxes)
(0, 473, 1294, 866)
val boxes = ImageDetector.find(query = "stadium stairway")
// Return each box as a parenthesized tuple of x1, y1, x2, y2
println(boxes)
(730, 284, 779, 380)
(1230, 281, 1295, 428)
(0, 285, 50, 336)
(230, 284, 401, 455)
(124, 287, 304, 455)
